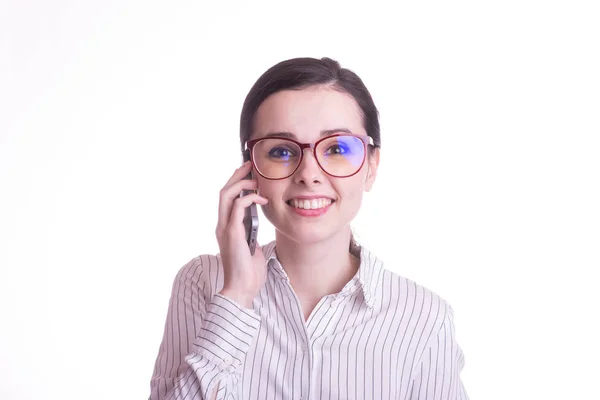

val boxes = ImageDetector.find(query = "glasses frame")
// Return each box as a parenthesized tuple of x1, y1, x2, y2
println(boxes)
(245, 133, 374, 180)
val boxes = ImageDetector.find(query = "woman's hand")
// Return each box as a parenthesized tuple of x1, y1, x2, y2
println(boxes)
(215, 161, 269, 308)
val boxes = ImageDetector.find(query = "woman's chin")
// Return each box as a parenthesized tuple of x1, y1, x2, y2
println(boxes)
(277, 224, 335, 244)
(266, 207, 348, 243)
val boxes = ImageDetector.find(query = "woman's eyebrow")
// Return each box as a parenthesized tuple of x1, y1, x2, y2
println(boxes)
(320, 128, 353, 136)
(263, 128, 354, 139)
(263, 131, 296, 139)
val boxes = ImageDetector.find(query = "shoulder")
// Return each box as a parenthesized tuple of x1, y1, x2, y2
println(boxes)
(172, 242, 276, 297)
(171, 252, 225, 298)
(363, 247, 453, 317)
(376, 261, 454, 334)
(394, 269, 452, 310)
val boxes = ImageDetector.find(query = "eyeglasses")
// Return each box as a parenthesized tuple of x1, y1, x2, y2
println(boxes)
(245, 133, 374, 180)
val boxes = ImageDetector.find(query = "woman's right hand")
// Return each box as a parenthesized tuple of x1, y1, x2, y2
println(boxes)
(215, 160, 269, 309)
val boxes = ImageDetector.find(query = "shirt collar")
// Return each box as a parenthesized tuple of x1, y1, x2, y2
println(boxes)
(262, 240, 380, 308)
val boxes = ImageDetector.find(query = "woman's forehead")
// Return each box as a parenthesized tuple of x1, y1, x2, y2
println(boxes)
(252, 88, 365, 140)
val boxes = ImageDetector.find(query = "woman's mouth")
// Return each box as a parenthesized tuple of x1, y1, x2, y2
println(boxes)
(285, 198, 335, 217)
(286, 198, 334, 210)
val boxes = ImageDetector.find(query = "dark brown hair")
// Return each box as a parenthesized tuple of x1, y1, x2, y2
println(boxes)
(239, 57, 382, 257)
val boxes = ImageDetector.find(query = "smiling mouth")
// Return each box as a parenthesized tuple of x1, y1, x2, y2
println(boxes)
(286, 198, 335, 210)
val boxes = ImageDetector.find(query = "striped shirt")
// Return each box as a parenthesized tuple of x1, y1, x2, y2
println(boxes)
(149, 241, 469, 399)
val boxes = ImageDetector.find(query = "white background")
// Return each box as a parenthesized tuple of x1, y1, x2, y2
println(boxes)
(1, 1, 599, 399)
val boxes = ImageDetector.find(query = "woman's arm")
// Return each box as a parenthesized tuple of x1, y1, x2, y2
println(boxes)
(148, 257, 261, 399)
(409, 306, 470, 400)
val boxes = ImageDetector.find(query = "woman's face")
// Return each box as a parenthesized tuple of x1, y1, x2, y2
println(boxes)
(250, 85, 380, 245)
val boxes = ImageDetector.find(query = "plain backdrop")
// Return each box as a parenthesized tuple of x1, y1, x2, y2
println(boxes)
(1, 1, 599, 399)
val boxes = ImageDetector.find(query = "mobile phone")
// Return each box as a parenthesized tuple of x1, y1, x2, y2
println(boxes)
(240, 149, 259, 255)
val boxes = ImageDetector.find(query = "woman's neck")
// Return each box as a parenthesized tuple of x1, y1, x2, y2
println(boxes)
(274, 227, 360, 300)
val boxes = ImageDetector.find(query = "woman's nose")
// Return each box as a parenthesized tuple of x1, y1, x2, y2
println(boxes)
(293, 148, 325, 185)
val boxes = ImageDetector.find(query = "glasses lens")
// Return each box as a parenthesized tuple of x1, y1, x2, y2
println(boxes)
(253, 138, 302, 179)
(251, 135, 366, 179)
(316, 135, 365, 177)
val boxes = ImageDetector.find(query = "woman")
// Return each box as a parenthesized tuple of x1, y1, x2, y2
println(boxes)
(149, 57, 469, 399)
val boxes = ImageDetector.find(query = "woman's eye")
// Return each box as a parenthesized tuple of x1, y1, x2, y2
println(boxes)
(325, 144, 348, 155)
(268, 147, 295, 158)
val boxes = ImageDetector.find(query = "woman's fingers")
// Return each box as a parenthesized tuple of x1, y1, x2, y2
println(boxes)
(214, 163, 269, 305)
(227, 193, 269, 234)
(216, 178, 262, 237)
(223, 160, 253, 188)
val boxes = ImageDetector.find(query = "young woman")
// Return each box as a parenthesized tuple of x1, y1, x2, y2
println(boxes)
(149, 57, 469, 400)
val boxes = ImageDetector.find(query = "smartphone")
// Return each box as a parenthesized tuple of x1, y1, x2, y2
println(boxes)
(240, 149, 259, 255)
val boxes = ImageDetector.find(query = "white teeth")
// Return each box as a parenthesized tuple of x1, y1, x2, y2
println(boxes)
(289, 198, 333, 210)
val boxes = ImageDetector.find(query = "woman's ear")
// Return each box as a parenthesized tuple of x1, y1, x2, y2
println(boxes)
(364, 147, 380, 192)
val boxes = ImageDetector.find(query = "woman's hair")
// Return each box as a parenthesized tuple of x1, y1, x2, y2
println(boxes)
(239, 57, 381, 257)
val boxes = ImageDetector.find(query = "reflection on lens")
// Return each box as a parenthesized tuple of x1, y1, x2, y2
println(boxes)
(317, 136, 364, 177)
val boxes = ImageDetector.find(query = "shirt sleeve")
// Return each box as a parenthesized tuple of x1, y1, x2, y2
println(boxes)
(149, 259, 261, 400)
(409, 306, 470, 400)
